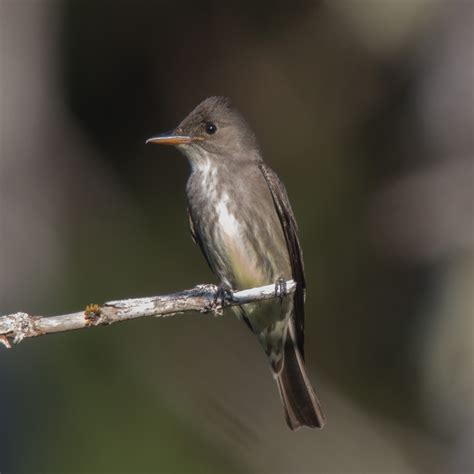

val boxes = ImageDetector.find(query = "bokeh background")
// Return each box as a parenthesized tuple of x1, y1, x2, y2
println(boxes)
(1, 1, 473, 472)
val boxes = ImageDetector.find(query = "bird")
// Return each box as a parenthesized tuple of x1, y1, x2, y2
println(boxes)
(146, 96, 325, 430)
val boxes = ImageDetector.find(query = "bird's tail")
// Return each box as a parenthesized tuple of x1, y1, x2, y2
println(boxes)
(275, 323, 326, 430)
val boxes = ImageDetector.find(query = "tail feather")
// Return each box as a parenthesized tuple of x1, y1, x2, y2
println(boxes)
(275, 323, 325, 430)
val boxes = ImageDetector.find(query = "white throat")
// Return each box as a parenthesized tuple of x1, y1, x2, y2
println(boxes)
(185, 146, 241, 240)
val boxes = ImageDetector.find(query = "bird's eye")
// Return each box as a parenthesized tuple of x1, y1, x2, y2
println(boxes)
(205, 122, 217, 135)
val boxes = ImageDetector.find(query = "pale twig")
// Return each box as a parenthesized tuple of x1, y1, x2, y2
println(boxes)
(0, 280, 296, 348)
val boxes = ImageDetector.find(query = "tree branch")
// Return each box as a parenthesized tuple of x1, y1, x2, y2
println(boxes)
(0, 280, 296, 348)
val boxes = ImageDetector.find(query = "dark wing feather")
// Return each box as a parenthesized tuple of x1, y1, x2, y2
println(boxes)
(187, 207, 213, 271)
(258, 162, 306, 359)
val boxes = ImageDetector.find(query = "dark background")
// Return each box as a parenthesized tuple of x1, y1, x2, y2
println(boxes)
(1, 1, 473, 472)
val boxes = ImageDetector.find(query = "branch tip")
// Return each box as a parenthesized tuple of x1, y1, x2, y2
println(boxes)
(0, 335, 12, 349)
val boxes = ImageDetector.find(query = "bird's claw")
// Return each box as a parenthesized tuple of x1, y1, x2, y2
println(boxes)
(209, 283, 234, 316)
(274, 278, 288, 304)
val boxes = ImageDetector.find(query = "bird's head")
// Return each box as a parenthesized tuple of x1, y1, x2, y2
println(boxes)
(146, 96, 259, 167)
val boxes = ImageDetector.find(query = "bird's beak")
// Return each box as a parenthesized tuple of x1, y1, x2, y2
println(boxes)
(145, 129, 194, 146)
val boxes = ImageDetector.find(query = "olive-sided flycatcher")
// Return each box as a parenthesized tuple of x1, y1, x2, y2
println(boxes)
(146, 96, 325, 430)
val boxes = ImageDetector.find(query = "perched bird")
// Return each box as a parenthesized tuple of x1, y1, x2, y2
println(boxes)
(146, 96, 325, 430)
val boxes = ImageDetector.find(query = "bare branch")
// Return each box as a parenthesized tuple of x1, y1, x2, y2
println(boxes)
(0, 280, 296, 348)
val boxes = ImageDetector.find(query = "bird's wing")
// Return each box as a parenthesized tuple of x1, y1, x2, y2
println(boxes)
(187, 207, 214, 271)
(258, 161, 307, 359)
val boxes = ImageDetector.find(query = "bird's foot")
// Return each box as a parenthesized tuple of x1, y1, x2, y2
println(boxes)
(209, 283, 234, 316)
(274, 278, 288, 304)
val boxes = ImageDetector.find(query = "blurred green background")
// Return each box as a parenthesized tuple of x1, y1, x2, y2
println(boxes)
(1, 0, 473, 473)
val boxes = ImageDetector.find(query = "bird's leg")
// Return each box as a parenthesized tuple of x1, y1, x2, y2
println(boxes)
(274, 278, 288, 304)
(209, 283, 234, 316)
